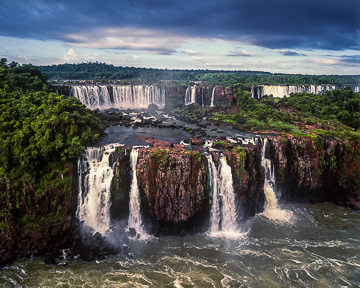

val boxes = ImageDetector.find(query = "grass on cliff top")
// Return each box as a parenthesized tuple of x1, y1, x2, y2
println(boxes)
(212, 88, 360, 141)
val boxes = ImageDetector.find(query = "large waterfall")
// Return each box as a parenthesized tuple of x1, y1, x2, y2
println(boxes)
(260, 139, 292, 222)
(210, 87, 216, 107)
(207, 154, 243, 238)
(72, 85, 166, 110)
(77, 144, 118, 235)
(184, 86, 197, 105)
(128, 149, 149, 240)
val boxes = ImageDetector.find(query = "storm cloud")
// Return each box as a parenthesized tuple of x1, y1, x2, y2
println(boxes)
(0, 0, 358, 53)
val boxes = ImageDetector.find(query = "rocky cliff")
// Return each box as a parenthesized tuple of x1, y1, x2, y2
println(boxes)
(225, 145, 264, 221)
(110, 149, 131, 220)
(135, 144, 209, 235)
(270, 136, 360, 209)
(0, 166, 77, 266)
(1, 135, 359, 265)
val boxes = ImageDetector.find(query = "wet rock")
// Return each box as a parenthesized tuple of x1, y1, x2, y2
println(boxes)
(190, 138, 205, 145)
(148, 103, 158, 111)
(111, 152, 131, 220)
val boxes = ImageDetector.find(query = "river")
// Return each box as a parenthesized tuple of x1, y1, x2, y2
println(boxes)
(1, 203, 359, 287)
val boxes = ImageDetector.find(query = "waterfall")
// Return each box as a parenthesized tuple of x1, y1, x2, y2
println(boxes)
(206, 154, 220, 232)
(71, 85, 165, 110)
(206, 154, 243, 238)
(128, 149, 149, 240)
(201, 88, 204, 106)
(251, 86, 255, 98)
(260, 138, 292, 222)
(77, 144, 119, 235)
(185, 86, 197, 105)
(210, 87, 216, 107)
(257, 85, 337, 98)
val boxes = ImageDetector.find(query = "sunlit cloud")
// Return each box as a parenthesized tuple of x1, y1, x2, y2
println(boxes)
(313, 58, 341, 65)
(65, 28, 187, 55)
(181, 49, 199, 56)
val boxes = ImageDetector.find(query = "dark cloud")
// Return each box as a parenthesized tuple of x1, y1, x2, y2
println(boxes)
(339, 55, 360, 64)
(0, 0, 358, 51)
(280, 51, 306, 56)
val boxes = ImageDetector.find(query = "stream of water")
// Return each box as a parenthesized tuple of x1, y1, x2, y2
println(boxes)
(1, 203, 359, 287)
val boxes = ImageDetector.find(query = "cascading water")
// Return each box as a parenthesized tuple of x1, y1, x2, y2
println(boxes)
(77, 144, 119, 235)
(72, 85, 165, 110)
(201, 88, 204, 106)
(260, 138, 292, 222)
(185, 86, 197, 105)
(210, 87, 216, 107)
(206, 153, 243, 238)
(257, 85, 337, 98)
(128, 148, 149, 240)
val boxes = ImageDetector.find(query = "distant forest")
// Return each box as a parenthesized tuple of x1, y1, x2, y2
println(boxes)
(38, 62, 360, 86)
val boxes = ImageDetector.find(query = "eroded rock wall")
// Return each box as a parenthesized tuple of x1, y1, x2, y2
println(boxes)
(271, 136, 360, 208)
(136, 146, 209, 234)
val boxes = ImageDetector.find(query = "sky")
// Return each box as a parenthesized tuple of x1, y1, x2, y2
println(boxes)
(0, 0, 359, 74)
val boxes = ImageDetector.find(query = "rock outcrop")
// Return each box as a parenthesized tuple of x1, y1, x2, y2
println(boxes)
(136, 144, 209, 235)
(225, 145, 264, 221)
(271, 136, 360, 209)
(110, 149, 131, 220)
(0, 166, 77, 266)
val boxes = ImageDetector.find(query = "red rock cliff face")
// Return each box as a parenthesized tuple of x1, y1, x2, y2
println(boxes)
(271, 136, 360, 209)
(136, 146, 209, 234)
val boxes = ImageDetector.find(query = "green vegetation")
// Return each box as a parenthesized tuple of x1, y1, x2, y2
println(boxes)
(150, 148, 169, 165)
(279, 89, 360, 130)
(173, 104, 215, 124)
(38, 62, 359, 86)
(193, 151, 202, 164)
(0, 58, 103, 232)
(213, 87, 360, 141)
(212, 141, 233, 149)
(236, 146, 247, 160)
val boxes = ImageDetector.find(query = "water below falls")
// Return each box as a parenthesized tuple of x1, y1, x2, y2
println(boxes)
(2, 203, 360, 287)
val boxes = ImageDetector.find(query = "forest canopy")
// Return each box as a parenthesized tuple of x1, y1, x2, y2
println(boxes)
(38, 62, 360, 86)
(0, 58, 103, 182)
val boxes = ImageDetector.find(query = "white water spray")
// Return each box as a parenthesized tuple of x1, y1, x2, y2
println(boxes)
(77, 144, 119, 235)
(185, 86, 197, 105)
(207, 154, 244, 238)
(210, 87, 216, 107)
(128, 148, 149, 240)
(260, 138, 292, 222)
(72, 85, 165, 110)
(257, 85, 336, 98)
